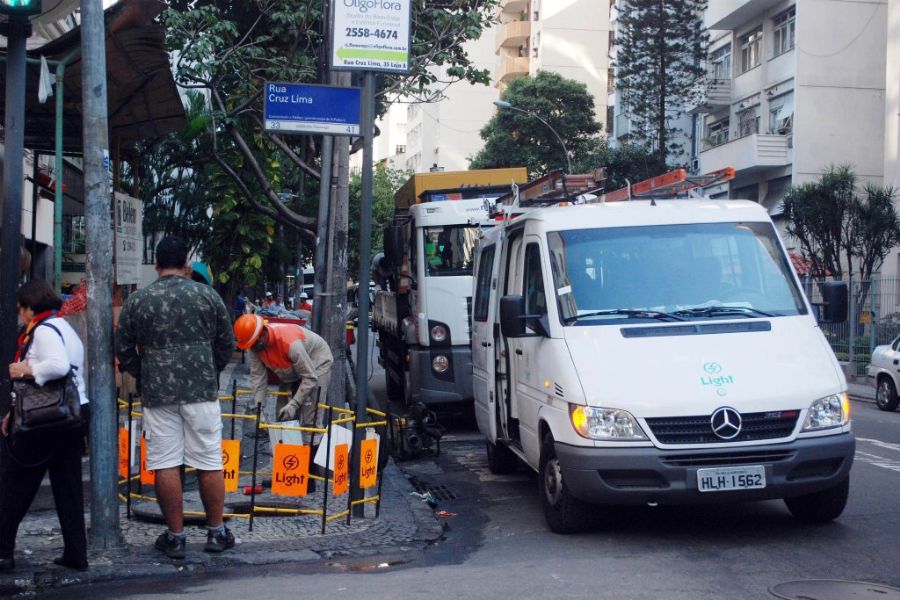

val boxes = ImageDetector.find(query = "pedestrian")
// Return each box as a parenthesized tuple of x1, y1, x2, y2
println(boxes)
(298, 292, 313, 313)
(115, 236, 235, 559)
(271, 296, 285, 312)
(233, 314, 333, 446)
(262, 291, 274, 308)
(233, 291, 247, 321)
(0, 280, 90, 572)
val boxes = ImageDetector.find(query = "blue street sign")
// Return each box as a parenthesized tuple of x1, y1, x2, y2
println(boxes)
(264, 82, 361, 136)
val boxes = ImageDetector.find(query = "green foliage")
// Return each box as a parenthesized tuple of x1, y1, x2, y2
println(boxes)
(348, 164, 409, 276)
(595, 144, 668, 191)
(469, 72, 604, 177)
(784, 164, 900, 283)
(615, 0, 708, 163)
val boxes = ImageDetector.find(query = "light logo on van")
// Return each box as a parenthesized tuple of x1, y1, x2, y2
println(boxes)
(701, 362, 734, 394)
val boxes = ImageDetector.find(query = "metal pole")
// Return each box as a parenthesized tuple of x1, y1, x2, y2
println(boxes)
(321, 406, 333, 535)
(312, 136, 334, 334)
(126, 393, 134, 519)
(81, 0, 119, 549)
(230, 378, 237, 441)
(30, 155, 39, 280)
(53, 55, 72, 293)
(249, 401, 262, 532)
(350, 71, 376, 517)
(0, 14, 28, 416)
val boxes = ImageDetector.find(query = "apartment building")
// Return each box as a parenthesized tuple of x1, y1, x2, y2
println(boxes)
(692, 0, 888, 212)
(887, 0, 899, 191)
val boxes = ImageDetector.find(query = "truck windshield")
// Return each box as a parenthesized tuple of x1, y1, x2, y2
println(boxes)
(424, 225, 480, 277)
(547, 222, 807, 324)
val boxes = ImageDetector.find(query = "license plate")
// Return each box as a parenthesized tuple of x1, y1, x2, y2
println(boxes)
(697, 465, 766, 492)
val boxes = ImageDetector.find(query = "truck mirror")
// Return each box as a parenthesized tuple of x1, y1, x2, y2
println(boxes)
(500, 295, 527, 337)
(819, 281, 848, 324)
(382, 226, 403, 270)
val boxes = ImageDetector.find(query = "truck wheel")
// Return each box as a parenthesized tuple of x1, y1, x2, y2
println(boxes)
(539, 434, 594, 534)
(486, 439, 518, 474)
(385, 367, 403, 400)
(876, 376, 899, 411)
(784, 477, 849, 524)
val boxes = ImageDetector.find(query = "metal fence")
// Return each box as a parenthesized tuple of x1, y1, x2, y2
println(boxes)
(805, 276, 900, 376)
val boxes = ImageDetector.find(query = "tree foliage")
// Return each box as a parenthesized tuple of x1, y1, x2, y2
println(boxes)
(615, 0, 707, 164)
(784, 164, 900, 285)
(469, 71, 604, 177)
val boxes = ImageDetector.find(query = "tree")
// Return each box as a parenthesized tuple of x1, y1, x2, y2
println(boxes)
(615, 0, 707, 164)
(163, 0, 499, 238)
(348, 164, 408, 276)
(470, 71, 604, 177)
(784, 164, 900, 291)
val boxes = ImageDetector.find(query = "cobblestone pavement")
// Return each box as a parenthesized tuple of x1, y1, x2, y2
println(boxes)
(0, 354, 442, 596)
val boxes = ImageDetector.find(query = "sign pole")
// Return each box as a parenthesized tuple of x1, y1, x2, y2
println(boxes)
(350, 71, 376, 517)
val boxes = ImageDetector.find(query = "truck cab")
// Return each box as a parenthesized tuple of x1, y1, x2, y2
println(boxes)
(472, 199, 854, 533)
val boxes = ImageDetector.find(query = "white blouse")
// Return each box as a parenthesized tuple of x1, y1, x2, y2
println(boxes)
(23, 317, 89, 405)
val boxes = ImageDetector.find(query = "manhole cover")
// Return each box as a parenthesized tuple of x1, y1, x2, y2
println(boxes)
(770, 580, 900, 599)
(407, 476, 457, 501)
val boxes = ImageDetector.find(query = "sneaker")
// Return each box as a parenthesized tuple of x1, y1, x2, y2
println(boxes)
(204, 526, 235, 553)
(154, 532, 186, 559)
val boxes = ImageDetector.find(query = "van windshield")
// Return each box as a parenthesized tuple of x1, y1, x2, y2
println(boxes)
(546, 222, 807, 325)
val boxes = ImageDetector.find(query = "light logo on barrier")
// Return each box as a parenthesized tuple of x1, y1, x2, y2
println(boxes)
(140, 436, 155, 486)
(273, 444, 310, 496)
(359, 438, 378, 489)
(333, 443, 349, 496)
(221, 439, 240, 493)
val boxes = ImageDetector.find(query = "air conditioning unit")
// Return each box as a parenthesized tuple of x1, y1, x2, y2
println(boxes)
(690, 158, 700, 173)
(776, 115, 793, 135)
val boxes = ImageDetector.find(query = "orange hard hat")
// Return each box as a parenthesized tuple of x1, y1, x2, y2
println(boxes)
(234, 314, 266, 350)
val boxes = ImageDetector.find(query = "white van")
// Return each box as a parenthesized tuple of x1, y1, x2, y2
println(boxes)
(471, 199, 854, 533)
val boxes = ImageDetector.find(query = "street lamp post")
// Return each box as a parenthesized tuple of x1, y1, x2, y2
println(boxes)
(493, 100, 572, 200)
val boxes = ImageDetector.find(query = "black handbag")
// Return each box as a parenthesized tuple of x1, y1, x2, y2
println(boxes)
(10, 322, 82, 436)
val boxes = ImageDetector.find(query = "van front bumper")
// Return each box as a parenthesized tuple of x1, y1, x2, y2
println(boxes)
(555, 433, 855, 505)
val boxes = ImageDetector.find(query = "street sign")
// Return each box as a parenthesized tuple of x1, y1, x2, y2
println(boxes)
(114, 192, 142, 286)
(263, 82, 361, 136)
(331, 0, 412, 73)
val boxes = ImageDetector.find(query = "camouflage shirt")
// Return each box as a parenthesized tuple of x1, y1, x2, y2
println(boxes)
(115, 275, 234, 407)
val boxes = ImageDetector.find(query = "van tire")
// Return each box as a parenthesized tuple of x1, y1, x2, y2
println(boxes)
(486, 440, 518, 474)
(876, 376, 899, 411)
(539, 434, 594, 534)
(783, 477, 849, 524)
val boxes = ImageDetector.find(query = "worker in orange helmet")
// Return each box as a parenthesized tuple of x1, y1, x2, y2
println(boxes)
(233, 314, 334, 445)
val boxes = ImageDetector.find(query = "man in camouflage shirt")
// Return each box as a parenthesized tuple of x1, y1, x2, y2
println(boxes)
(116, 237, 235, 559)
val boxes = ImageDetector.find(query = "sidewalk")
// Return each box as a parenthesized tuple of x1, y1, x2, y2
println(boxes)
(0, 353, 443, 596)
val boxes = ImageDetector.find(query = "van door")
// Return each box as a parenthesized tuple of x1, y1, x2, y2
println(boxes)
(472, 242, 499, 440)
(497, 231, 525, 444)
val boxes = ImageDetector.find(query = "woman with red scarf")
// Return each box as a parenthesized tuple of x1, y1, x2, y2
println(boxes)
(0, 280, 89, 572)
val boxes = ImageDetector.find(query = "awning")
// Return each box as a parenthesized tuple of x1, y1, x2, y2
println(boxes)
(0, 0, 185, 153)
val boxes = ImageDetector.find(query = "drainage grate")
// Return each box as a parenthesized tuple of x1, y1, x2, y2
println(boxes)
(408, 476, 458, 501)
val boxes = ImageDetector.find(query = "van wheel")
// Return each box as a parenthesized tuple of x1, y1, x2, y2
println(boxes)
(876, 377, 899, 411)
(486, 439, 518, 474)
(784, 477, 849, 524)
(539, 434, 594, 534)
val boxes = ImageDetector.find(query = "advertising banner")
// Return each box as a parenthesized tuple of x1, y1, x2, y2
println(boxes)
(331, 0, 412, 73)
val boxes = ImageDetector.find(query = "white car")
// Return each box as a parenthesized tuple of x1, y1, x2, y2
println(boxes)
(868, 336, 900, 411)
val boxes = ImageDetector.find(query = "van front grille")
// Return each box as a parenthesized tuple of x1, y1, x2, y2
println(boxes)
(646, 410, 799, 445)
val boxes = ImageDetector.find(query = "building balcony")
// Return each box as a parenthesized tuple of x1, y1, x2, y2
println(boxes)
(496, 56, 530, 85)
(495, 20, 531, 53)
(685, 78, 732, 114)
(614, 113, 631, 139)
(499, 0, 528, 16)
(700, 133, 790, 175)
(706, 0, 784, 30)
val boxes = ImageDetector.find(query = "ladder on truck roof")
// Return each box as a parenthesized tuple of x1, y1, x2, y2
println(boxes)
(603, 167, 735, 202)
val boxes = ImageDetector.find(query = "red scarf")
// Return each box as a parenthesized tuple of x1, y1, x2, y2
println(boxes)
(14, 310, 56, 362)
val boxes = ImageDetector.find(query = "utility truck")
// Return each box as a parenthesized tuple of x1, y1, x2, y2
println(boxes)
(471, 169, 855, 533)
(373, 168, 528, 409)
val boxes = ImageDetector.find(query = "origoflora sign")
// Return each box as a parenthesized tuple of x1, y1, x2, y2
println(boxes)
(331, 0, 411, 73)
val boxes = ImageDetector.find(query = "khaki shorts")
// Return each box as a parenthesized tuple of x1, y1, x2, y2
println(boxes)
(143, 401, 223, 471)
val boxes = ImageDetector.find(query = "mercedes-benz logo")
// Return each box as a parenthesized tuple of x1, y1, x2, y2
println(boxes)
(710, 407, 742, 440)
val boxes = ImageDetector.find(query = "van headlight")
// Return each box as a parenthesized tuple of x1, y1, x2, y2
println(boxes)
(569, 405, 647, 440)
(801, 393, 850, 431)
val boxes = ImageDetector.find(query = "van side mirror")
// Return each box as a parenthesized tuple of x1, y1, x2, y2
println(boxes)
(819, 281, 848, 324)
(382, 225, 403, 270)
(500, 295, 527, 337)
(500, 295, 547, 338)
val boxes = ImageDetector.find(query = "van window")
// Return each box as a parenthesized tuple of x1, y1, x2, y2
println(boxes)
(473, 245, 495, 322)
(523, 243, 547, 316)
(547, 221, 807, 324)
